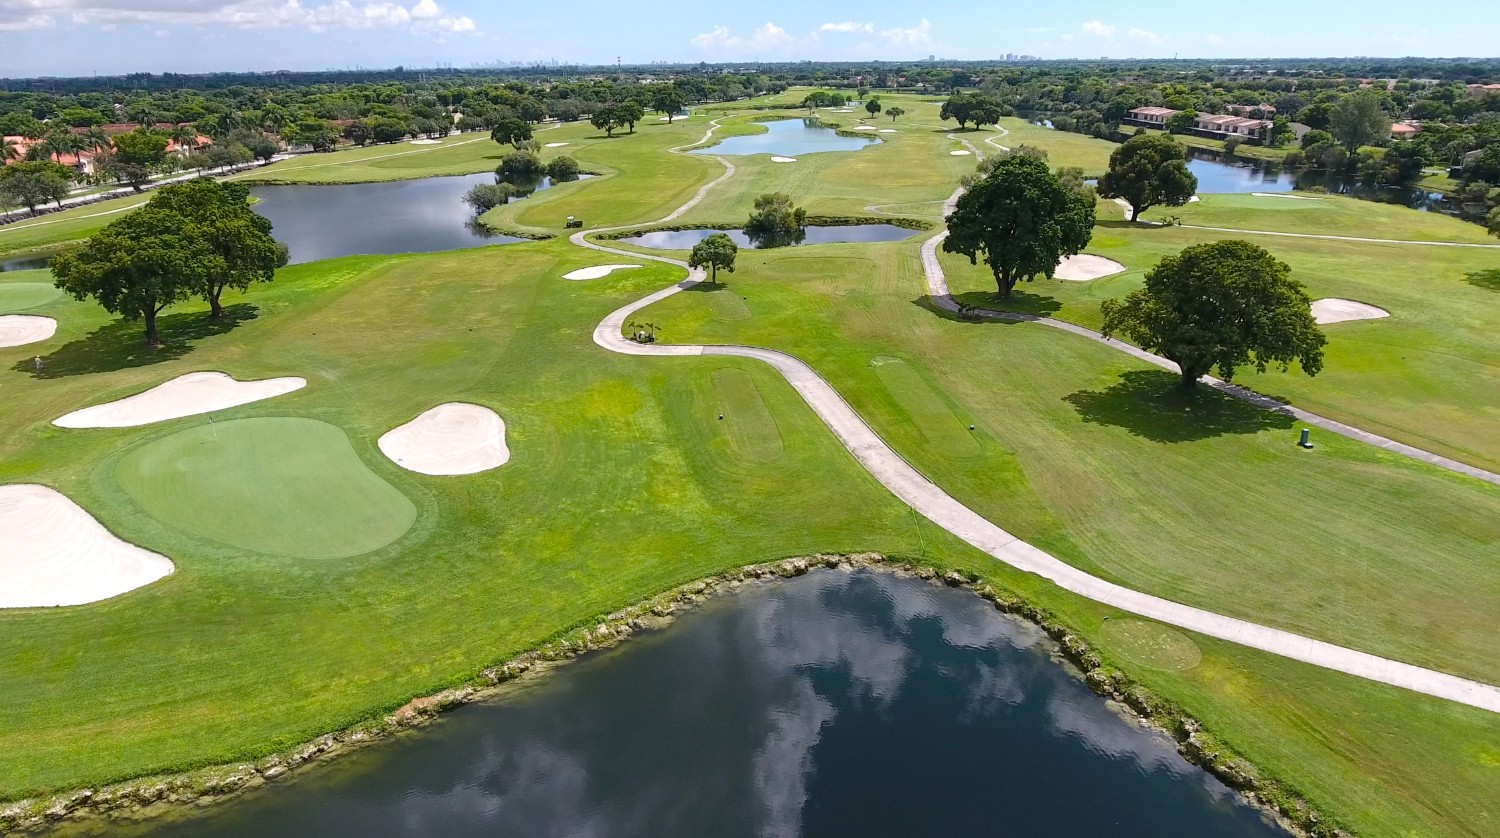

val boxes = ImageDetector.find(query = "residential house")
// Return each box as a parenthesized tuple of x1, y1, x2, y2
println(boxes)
(1390, 121, 1422, 140)
(1193, 113, 1272, 142)
(1123, 106, 1179, 128)
(1226, 103, 1276, 117)
(1467, 83, 1500, 98)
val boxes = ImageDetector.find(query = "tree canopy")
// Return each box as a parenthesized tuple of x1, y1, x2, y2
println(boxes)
(744, 193, 807, 248)
(1329, 91, 1390, 154)
(689, 232, 738, 284)
(1100, 240, 1326, 390)
(652, 88, 686, 122)
(942, 154, 1095, 298)
(148, 178, 287, 317)
(940, 91, 1006, 130)
(51, 206, 217, 346)
(0, 160, 73, 213)
(490, 115, 532, 147)
(1097, 133, 1198, 222)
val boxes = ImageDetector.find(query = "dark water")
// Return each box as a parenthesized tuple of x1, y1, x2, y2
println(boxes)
(247, 172, 585, 264)
(690, 118, 878, 157)
(620, 225, 919, 250)
(0, 253, 50, 272)
(123, 571, 1287, 838)
(1183, 150, 1296, 193)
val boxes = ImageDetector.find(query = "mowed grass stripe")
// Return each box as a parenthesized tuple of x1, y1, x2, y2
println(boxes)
(115, 417, 416, 559)
(871, 357, 981, 457)
(712, 367, 783, 462)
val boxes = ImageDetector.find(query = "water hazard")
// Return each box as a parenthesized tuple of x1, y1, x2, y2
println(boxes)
(619, 224, 919, 250)
(111, 570, 1289, 838)
(690, 118, 878, 157)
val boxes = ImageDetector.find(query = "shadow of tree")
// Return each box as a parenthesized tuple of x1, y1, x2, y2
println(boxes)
(1063, 369, 1294, 442)
(1465, 269, 1500, 292)
(952, 289, 1062, 317)
(15, 304, 257, 379)
(908, 296, 1030, 325)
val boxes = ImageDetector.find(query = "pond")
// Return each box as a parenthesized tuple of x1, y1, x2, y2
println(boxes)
(113, 570, 1289, 838)
(690, 118, 878, 157)
(1183, 150, 1296, 193)
(0, 253, 51, 273)
(619, 224, 920, 250)
(248, 171, 583, 265)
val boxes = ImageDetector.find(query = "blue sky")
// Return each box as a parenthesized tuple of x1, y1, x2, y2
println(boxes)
(1, 0, 1494, 77)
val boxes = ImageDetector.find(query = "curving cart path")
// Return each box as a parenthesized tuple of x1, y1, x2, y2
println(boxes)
(571, 118, 1500, 713)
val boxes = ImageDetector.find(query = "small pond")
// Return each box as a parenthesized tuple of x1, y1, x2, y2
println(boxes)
(0, 253, 51, 273)
(1183, 150, 1296, 193)
(620, 224, 919, 250)
(249, 171, 582, 265)
(690, 118, 878, 157)
(113, 570, 1289, 838)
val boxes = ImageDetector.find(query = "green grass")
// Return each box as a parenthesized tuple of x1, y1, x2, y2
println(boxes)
(1165, 191, 1499, 243)
(225, 132, 503, 185)
(4, 89, 1500, 838)
(0, 278, 62, 311)
(114, 417, 416, 559)
(0, 194, 149, 257)
(945, 209, 1500, 471)
(634, 240, 1500, 837)
(993, 117, 1119, 174)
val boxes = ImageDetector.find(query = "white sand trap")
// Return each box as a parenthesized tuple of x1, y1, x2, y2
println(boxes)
(0, 484, 174, 608)
(771, 156, 797, 163)
(564, 264, 641, 281)
(544, 142, 569, 148)
(853, 125, 877, 131)
(0, 315, 57, 348)
(878, 128, 897, 133)
(409, 139, 440, 145)
(54, 371, 306, 429)
(950, 150, 972, 156)
(1312, 298, 1389, 325)
(1253, 192, 1322, 200)
(379, 403, 508, 476)
(1054, 255, 1127, 281)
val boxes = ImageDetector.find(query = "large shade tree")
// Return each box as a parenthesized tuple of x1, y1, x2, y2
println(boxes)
(149, 178, 287, 317)
(1100, 240, 1326, 390)
(1329, 91, 1390, 155)
(1097, 133, 1198, 222)
(51, 207, 219, 346)
(688, 232, 738, 284)
(744, 192, 807, 248)
(0, 161, 73, 214)
(942, 154, 1095, 299)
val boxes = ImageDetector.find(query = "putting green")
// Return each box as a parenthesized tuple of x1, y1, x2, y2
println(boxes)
(712, 368, 782, 462)
(1098, 619, 1203, 671)
(870, 357, 980, 457)
(115, 417, 416, 559)
(0, 282, 62, 312)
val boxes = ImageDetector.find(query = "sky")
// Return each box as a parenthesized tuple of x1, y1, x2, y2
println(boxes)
(0, 0, 1495, 78)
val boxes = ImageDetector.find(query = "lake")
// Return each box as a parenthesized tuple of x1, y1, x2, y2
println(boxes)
(247, 172, 584, 264)
(1184, 149, 1296, 193)
(111, 570, 1289, 838)
(0, 253, 51, 272)
(690, 118, 878, 157)
(619, 224, 919, 250)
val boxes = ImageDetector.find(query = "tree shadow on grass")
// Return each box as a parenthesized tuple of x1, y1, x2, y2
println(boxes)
(951, 288, 1062, 317)
(1063, 369, 1295, 442)
(15, 304, 257, 379)
(1464, 269, 1500, 292)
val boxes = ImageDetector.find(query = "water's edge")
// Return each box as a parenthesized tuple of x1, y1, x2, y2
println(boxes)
(0, 554, 1331, 838)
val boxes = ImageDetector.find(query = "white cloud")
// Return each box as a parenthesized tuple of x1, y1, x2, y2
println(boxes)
(1206, 33, 1225, 46)
(3, 0, 476, 35)
(880, 18, 932, 49)
(819, 20, 872, 34)
(1080, 20, 1116, 39)
(690, 21, 816, 56)
(1127, 27, 1166, 46)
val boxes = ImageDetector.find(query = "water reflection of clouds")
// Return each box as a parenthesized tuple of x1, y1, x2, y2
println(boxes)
(1045, 692, 1189, 778)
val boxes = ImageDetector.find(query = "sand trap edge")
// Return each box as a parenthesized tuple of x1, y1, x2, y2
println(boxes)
(0, 315, 58, 349)
(54, 371, 307, 429)
(1312, 298, 1390, 325)
(378, 402, 509, 476)
(564, 264, 642, 281)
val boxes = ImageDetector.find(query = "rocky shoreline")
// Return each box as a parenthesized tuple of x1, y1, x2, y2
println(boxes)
(0, 554, 1341, 837)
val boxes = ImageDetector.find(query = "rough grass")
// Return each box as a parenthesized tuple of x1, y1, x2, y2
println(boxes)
(114, 417, 417, 559)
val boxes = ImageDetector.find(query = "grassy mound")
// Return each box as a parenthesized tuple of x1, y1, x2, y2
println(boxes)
(115, 417, 416, 559)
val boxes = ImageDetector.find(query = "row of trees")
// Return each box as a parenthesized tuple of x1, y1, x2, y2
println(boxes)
(51, 178, 287, 345)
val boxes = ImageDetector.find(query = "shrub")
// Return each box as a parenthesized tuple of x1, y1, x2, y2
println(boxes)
(497, 151, 543, 177)
(546, 156, 580, 181)
(463, 182, 515, 213)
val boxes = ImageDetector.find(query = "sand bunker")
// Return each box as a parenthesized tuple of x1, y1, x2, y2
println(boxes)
(0, 484, 173, 608)
(1253, 192, 1322, 200)
(1312, 298, 1389, 325)
(853, 125, 877, 131)
(771, 156, 797, 163)
(55, 371, 306, 429)
(1054, 255, 1127, 281)
(564, 264, 642, 281)
(879, 128, 897, 133)
(544, 142, 569, 148)
(409, 139, 440, 145)
(379, 403, 509, 476)
(950, 150, 972, 156)
(0, 315, 56, 348)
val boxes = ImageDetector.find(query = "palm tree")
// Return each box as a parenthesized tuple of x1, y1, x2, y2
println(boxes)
(170, 124, 200, 152)
(126, 103, 158, 128)
(81, 126, 110, 154)
(209, 111, 241, 139)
